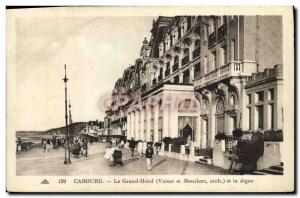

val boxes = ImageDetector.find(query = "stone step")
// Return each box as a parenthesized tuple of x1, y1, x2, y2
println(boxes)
(260, 168, 283, 175)
(269, 165, 283, 171)
(252, 171, 268, 175)
(195, 158, 212, 166)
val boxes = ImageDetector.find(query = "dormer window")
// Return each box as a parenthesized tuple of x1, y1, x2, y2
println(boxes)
(181, 19, 188, 36)
(209, 18, 215, 34)
(165, 36, 170, 50)
(171, 28, 178, 44)
(159, 42, 165, 57)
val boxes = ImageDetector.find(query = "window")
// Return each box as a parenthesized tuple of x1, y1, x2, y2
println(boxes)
(268, 89, 274, 100)
(194, 63, 201, 78)
(174, 55, 179, 64)
(173, 56, 179, 72)
(231, 39, 236, 61)
(268, 104, 274, 129)
(217, 16, 224, 27)
(165, 62, 170, 77)
(210, 50, 216, 70)
(256, 91, 264, 102)
(183, 70, 190, 84)
(247, 107, 251, 130)
(174, 75, 179, 84)
(256, 105, 264, 130)
(204, 55, 208, 73)
(220, 45, 226, 66)
(247, 94, 251, 104)
(215, 100, 225, 134)
(209, 19, 215, 34)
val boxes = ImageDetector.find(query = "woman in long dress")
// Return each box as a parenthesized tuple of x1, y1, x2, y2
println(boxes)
(137, 141, 143, 157)
(104, 144, 115, 166)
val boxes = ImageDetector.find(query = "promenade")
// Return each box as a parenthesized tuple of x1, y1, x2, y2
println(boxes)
(16, 142, 230, 176)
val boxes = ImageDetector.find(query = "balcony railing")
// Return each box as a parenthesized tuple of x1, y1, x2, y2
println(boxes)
(192, 48, 200, 59)
(217, 24, 227, 42)
(194, 61, 257, 89)
(171, 144, 181, 153)
(181, 56, 190, 66)
(173, 62, 179, 72)
(208, 32, 216, 48)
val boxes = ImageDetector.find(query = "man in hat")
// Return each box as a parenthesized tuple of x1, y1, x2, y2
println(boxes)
(145, 143, 154, 171)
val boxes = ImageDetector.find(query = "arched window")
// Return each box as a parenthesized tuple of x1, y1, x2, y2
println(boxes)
(159, 42, 164, 57)
(195, 39, 201, 48)
(215, 99, 225, 134)
(174, 55, 179, 63)
(158, 67, 163, 81)
(178, 99, 198, 113)
(173, 55, 179, 71)
(184, 48, 190, 56)
(181, 19, 188, 36)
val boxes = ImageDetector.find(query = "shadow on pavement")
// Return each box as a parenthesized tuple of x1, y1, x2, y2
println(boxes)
(122, 157, 139, 165)
(152, 159, 167, 170)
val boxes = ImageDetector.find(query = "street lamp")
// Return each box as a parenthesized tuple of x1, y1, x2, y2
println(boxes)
(63, 64, 71, 164)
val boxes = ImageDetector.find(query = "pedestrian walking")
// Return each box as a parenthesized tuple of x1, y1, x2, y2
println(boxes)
(137, 141, 143, 157)
(41, 139, 46, 152)
(82, 139, 88, 158)
(46, 139, 51, 152)
(104, 144, 115, 166)
(113, 146, 123, 166)
(16, 138, 22, 154)
(72, 140, 81, 158)
(129, 138, 136, 157)
(145, 144, 154, 171)
(142, 141, 147, 155)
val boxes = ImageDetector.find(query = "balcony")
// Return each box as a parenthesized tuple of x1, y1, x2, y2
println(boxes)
(194, 61, 257, 89)
(181, 56, 190, 66)
(208, 32, 216, 48)
(173, 62, 179, 72)
(217, 24, 227, 42)
(192, 48, 200, 59)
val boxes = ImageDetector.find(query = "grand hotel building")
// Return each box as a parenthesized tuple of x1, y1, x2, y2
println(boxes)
(104, 16, 283, 165)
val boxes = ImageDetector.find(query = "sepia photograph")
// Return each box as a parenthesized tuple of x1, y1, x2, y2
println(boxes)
(6, 6, 294, 192)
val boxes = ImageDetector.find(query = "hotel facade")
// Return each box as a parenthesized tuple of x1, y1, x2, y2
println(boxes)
(104, 15, 283, 169)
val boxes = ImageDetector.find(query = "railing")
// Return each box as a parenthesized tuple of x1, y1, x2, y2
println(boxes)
(194, 61, 246, 88)
(192, 48, 200, 59)
(185, 146, 190, 154)
(194, 147, 213, 157)
(181, 56, 190, 66)
(171, 144, 181, 153)
(164, 144, 169, 151)
(225, 135, 235, 151)
(217, 24, 227, 41)
(208, 32, 216, 48)
(173, 62, 179, 72)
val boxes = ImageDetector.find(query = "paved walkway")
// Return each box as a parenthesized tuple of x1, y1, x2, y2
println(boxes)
(16, 142, 231, 176)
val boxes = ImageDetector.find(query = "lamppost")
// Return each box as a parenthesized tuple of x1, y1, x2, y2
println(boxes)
(63, 64, 71, 164)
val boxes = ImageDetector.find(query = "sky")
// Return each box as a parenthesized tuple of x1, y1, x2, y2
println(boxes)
(15, 16, 153, 131)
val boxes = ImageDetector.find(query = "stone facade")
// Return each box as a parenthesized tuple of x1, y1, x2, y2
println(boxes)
(103, 15, 283, 165)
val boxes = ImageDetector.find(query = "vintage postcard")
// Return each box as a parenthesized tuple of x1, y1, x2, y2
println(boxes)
(6, 6, 294, 192)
